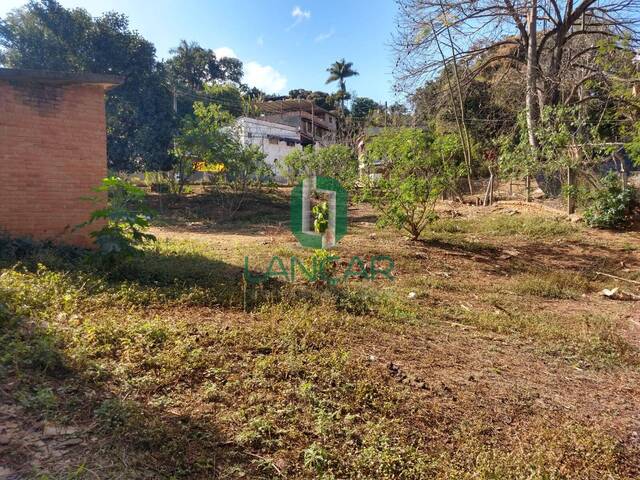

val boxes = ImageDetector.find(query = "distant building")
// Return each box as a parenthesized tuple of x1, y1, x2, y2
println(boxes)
(235, 116, 302, 182)
(256, 99, 337, 146)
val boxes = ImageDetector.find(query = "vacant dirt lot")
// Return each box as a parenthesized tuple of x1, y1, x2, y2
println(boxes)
(1, 189, 639, 479)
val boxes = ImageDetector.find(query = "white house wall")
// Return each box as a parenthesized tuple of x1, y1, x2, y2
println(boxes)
(236, 117, 302, 183)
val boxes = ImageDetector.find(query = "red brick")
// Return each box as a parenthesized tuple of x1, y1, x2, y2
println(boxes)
(0, 82, 110, 247)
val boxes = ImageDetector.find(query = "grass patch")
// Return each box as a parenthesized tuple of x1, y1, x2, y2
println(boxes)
(509, 271, 591, 299)
(435, 419, 625, 479)
(431, 214, 578, 240)
(457, 308, 638, 368)
(1, 206, 638, 478)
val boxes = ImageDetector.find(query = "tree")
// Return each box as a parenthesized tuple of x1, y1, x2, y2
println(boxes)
(361, 128, 463, 240)
(165, 40, 243, 91)
(173, 102, 235, 193)
(285, 89, 339, 111)
(394, 0, 640, 163)
(279, 147, 313, 185)
(0, 0, 175, 171)
(309, 91, 338, 111)
(222, 143, 272, 216)
(241, 86, 266, 99)
(351, 97, 381, 120)
(313, 145, 358, 187)
(325, 59, 359, 111)
(280, 145, 358, 187)
(203, 84, 244, 117)
(173, 101, 272, 210)
(289, 88, 313, 99)
(217, 56, 243, 84)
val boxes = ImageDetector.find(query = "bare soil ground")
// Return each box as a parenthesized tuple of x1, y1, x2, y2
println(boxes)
(1, 188, 639, 479)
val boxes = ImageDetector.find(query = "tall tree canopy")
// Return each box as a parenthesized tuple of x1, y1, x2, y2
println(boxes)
(165, 40, 243, 91)
(326, 59, 359, 111)
(0, 0, 176, 171)
(394, 0, 640, 157)
(287, 88, 339, 111)
(351, 96, 382, 119)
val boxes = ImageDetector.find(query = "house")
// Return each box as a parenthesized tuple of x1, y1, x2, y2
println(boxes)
(256, 99, 337, 146)
(0, 68, 123, 246)
(234, 116, 303, 182)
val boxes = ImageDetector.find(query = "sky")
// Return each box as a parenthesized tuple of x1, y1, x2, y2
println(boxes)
(0, 0, 401, 103)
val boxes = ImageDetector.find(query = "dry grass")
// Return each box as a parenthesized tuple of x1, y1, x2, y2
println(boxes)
(1, 192, 639, 479)
(509, 271, 592, 299)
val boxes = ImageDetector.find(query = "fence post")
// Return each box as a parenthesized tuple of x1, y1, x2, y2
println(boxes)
(567, 166, 576, 215)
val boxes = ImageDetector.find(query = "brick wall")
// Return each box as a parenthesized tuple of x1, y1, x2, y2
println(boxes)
(0, 81, 108, 247)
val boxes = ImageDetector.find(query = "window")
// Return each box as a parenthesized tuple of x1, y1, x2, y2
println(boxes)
(269, 137, 279, 145)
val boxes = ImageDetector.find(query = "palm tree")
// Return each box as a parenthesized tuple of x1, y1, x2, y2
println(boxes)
(325, 59, 359, 111)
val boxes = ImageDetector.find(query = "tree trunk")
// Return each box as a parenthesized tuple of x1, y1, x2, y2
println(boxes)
(483, 168, 494, 206)
(431, 16, 473, 195)
(440, 4, 474, 195)
(621, 162, 628, 188)
(526, 0, 540, 153)
(567, 166, 576, 214)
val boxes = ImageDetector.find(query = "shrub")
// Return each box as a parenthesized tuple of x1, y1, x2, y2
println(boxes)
(174, 102, 273, 209)
(143, 171, 171, 194)
(280, 145, 358, 188)
(584, 172, 635, 229)
(312, 201, 329, 233)
(80, 177, 156, 256)
(361, 128, 463, 240)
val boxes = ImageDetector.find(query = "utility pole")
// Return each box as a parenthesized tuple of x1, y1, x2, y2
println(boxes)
(311, 101, 316, 145)
(173, 86, 177, 114)
(172, 85, 185, 194)
(384, 101, 388, 127)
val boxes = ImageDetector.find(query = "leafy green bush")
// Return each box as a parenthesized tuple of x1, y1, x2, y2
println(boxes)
(361, 128, 463, 240)
(81, 177, 156, 256)
(174, 101, 273, 211)
(584, 172, 635, 229)
(280, 144, 358, 188)
(312, 201, 329, 233)
(144, 171, 171, 193)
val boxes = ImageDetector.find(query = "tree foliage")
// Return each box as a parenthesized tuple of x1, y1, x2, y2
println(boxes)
(326, 59, 359, 111)
(0, 0, 175, 171)
(203, 83, 244, 117)
(351, 97, 382, 120)
(80, 177, 156, 257)
(165, 39, 243, 90)
(361, 128, 464, 240)
(173, 101, 272, 209)
(287, 88, 340, 111)
(395, 0, 640, 166)
(280, 145, 358, 187)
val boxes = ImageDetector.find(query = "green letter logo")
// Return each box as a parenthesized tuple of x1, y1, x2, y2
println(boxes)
(290, 176, 347, 249)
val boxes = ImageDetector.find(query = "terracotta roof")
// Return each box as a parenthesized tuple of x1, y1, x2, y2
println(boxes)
(256, 99, 336, 116)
